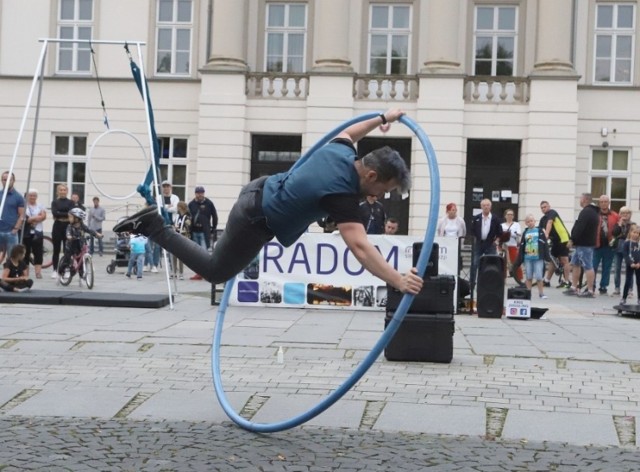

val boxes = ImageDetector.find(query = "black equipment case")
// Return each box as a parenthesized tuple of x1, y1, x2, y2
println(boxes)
(384, 275, 455, 363)
(386, 275, 455, 314)
(384, 312, 454, 363)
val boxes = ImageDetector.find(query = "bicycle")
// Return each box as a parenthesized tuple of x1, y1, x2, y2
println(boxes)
(57, 239, 94, 289)
(547, 252, 569, 288)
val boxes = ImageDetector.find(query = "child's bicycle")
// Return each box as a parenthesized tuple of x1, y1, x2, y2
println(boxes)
(58, 238, 94, 289)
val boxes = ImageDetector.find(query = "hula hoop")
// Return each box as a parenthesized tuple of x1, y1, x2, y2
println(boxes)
(87, 128, 150, 200)
(211, 112, 440, 433)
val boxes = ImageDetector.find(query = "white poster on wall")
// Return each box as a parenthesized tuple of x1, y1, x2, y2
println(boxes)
(229, 234, 459, 311)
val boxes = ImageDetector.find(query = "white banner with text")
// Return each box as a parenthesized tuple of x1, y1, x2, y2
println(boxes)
(229, 234, 459, 311)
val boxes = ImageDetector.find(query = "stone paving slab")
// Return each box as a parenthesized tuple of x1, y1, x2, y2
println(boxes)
(71, 330, 149, 343)
(7, 387, 135, 418)
(470, 344, 543, 357)
(279, 324, 347, 344)
(0, 385, 24, 407)
(128, 389, 251, 422)
(5, 340, 77, 354)
(565, 360, 632, 373)
(502, 409, 619, 446)
(373, 403, 486, 436)
(250, 394, 367, 429)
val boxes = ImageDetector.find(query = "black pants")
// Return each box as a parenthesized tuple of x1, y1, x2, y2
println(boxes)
(150, 177, 274, 284)
(0, 278, 33, 292)
(23, 233, 43, 266)
(51, 220, 68, 271)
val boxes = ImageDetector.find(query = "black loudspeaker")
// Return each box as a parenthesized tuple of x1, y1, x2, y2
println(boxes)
(477, 255, 505, 318)
(413, 242, 439, 278)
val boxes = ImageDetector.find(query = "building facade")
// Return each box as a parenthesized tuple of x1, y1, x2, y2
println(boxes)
(0, 0, 639, 236)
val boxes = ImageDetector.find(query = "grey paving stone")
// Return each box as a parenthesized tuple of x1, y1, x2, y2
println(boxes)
(593, 341, 640, 361)
(337, 332, 381, 350)
(565, 360, 631, 373)
(72, 330, 148, 342)
(73, 341, 147, 355)
(153, 320, 214, 337)
(5, 340, 76, 354)
(279, 325, 344, 344)
(543, 350, 617, 361)
(464, 336, 532, 349)
(128, 389, 251, 422)
(502, 409, 619, 446)
(0, 384, 24, 407)
(470, 344, 542, 356)
(7, 387, 135, 418)
(250, 394, 366, 429)
(144, 343, 212, 356)
(491, 356, 557, 369)
(373, 403, 486, 436)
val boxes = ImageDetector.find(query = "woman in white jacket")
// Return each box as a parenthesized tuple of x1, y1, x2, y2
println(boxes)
(437, 202, 466, 237)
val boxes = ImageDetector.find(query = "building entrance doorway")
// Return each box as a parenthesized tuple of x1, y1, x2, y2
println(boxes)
(464, 140, 521, 232)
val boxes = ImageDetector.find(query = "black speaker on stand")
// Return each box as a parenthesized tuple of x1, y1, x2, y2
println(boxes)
(477, 255, 505, 318)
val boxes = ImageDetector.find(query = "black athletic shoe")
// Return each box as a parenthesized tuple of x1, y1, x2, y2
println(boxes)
(543, 281, 551, 287)
(113, 206, 162, 235)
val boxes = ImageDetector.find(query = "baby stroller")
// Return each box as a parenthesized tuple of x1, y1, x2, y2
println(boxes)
(106, 220, 131, 274)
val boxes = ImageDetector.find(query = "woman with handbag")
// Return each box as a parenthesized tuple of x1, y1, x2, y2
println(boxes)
(500, 209, 522, 280)
(611, 207, 634, 296)
(22, 189, 47, 279)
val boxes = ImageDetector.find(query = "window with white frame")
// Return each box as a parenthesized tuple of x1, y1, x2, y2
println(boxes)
(368, 4, 411, 74)
(594, 3, 635, 84)
(156, 0, 193, 75)
(590, 148, 629, 211)
(265, 3, 307, 72)
(158, 137, 188, 200)
(53, 135, 87, 202)
(473, 5, 517, 76)
(57, 0, 93, 73)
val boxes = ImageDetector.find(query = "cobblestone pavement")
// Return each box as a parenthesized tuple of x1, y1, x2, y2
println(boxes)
(1, 416, 639, 471)
(1, 256, 639, 470)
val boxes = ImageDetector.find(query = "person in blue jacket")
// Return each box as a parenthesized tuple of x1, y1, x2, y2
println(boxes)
(114, 109, 423, 295)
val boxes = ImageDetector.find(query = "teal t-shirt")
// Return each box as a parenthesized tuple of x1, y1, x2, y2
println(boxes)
(262, 142, 360, 247)
(523, 228, 541, 261)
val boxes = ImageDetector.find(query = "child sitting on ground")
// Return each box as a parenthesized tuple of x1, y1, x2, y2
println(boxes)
(58, 208, 102, 276)
(519, 214, 549, 299)
(1, 244, 34, 292)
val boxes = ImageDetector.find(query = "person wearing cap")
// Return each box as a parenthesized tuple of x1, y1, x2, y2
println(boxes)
(113, 109, 424, 296)
(188, 186, 218, 280)
(161, 180, 180, 223)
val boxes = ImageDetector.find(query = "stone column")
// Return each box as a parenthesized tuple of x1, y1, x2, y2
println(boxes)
(533, 0, 574, 73)
(421, 0, 462, 73)
(204, 0, 248, 71)
(312, 0, 352, 71)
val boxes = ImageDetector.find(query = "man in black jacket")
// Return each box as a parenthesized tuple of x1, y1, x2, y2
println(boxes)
(469, 198, 503, 293)
(564, 192, 599, 298)
(188, 186, 218, 251)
